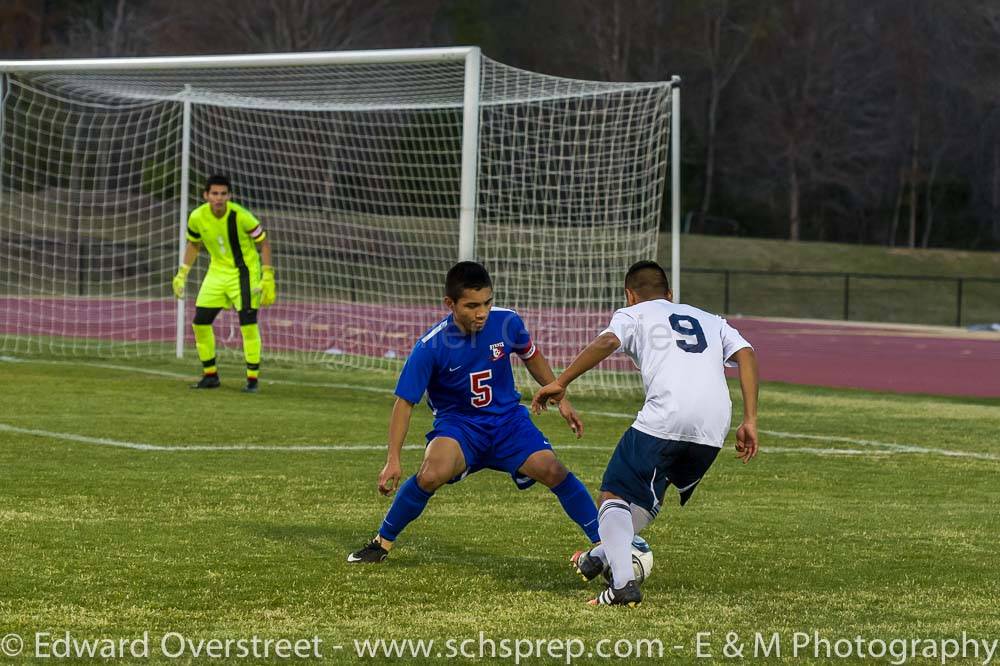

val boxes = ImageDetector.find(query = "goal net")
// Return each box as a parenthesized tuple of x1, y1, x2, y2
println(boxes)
(0, 49, 675, 393)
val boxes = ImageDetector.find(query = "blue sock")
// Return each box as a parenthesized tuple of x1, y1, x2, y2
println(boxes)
(378, 475, 434, 542)
(550, 473, 600, 543)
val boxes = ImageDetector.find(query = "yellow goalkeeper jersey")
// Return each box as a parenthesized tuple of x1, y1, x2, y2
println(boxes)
(186, 201, 266, 272)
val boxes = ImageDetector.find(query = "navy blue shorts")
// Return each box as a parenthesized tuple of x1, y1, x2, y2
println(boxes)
(601, 427, 720, 514)
(426, 406, 551, 489)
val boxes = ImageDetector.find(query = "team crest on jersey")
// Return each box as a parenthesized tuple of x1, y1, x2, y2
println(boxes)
(490, 342, 506, 361)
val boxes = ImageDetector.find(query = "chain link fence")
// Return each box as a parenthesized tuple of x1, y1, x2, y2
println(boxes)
(682, 269, 1000, 327)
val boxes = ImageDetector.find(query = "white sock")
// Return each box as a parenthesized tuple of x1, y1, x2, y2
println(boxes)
(591, 501, 655, 564)
(598, 499, 635, 588)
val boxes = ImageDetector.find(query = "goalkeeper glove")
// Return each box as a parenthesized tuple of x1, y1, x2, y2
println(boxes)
(260, 265, 276, 306)
(172, 264, 190, 299)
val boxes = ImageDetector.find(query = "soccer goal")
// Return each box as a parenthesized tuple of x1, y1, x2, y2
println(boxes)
(0, 47, 679, 393)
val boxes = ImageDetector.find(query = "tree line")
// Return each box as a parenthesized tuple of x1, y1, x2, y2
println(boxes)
(4, 0, 1000, 249)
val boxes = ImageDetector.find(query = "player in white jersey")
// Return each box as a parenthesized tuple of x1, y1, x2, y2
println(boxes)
(531, 260, 759, 607)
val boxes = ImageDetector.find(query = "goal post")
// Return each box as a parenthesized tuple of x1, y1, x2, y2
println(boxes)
(176, 87, 192, 359)
(458, 48, 482, 263)
(0, 48, 678, 393)
(671, 77, 681, 304)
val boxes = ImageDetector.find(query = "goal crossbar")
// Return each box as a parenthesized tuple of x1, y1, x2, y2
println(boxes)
(0, 47, 477, 72)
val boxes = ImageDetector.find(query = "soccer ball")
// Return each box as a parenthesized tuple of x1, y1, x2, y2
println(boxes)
(602, 535, 654, 585)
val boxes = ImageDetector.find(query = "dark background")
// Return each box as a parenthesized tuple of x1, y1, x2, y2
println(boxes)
(4, 0, 1000, 250)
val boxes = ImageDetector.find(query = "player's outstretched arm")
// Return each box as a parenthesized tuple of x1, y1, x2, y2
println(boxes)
(731, 347, 759, 464)
(259, 236, 272, 266)
(379, 397, 414, 496)
(522, 350, 584, 437)
(530, 332, 621, 414)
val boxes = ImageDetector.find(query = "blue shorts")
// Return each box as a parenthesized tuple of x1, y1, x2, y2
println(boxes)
(601, 427, 720, 514)
(426, 406, 551, 490)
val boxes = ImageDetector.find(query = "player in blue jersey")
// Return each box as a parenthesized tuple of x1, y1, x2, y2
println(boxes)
(348, 262, 600, 563)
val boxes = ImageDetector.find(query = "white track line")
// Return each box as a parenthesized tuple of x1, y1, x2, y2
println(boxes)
(3, 356, 998, 461)
(759, 447, 892, 456)
(5, 357, 393, 394)
(757, 429, 1000, 460)
(0, 423, 610, 453)
(0, 424, 418, 452)
(590, 412, 1000, 460)
(1, 424, 996, 461)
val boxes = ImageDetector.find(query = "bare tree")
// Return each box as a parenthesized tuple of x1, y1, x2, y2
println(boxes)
(0, 0, 45, 57)
(729, 0, 891, 241)
(168, 0, 442, 54)
(0, 0, 80, 57)
(878, 0, 971, 248)
(62, 0, 168, 57)
(537, 0, 659, 81)
(888, 166, 905, 247)
(958, 0, 1000, 246)
(692, 0, 761, 220)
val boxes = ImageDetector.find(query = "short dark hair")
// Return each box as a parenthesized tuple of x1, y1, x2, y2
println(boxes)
(203, 174, 231, 193)
(445, 261, 492, 301)
(625, 260, 670, 296)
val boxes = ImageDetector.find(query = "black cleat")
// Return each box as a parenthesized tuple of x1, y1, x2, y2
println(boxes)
(588, 580, 643, 607)
(242, 380, 259, 394)
(347, 537, 389, 563)
(571, 549, 606, 582)
(191, 374, 220, 389)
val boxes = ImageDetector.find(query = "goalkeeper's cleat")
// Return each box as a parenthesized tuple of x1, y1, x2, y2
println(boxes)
(347, 537, 389, 563)
(588, 580, 643, 608)
(241, 379, 259, 394)
(191, 374, 221, 389)
(571, 549, 606, 582)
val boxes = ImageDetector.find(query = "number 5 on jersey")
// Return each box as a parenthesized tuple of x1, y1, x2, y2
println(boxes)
(470, 370, 493, 408)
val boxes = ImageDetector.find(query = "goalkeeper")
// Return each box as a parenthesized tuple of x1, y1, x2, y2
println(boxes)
(172, 174, 275, 393)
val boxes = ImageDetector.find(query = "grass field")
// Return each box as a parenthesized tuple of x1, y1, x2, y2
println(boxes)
(658, 234, 1000, 277)
(1, 356, 999, 664)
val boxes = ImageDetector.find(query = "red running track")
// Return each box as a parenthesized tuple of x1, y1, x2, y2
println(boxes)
(727, 317, 1000, 398)
(2, 299, 998, 398)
